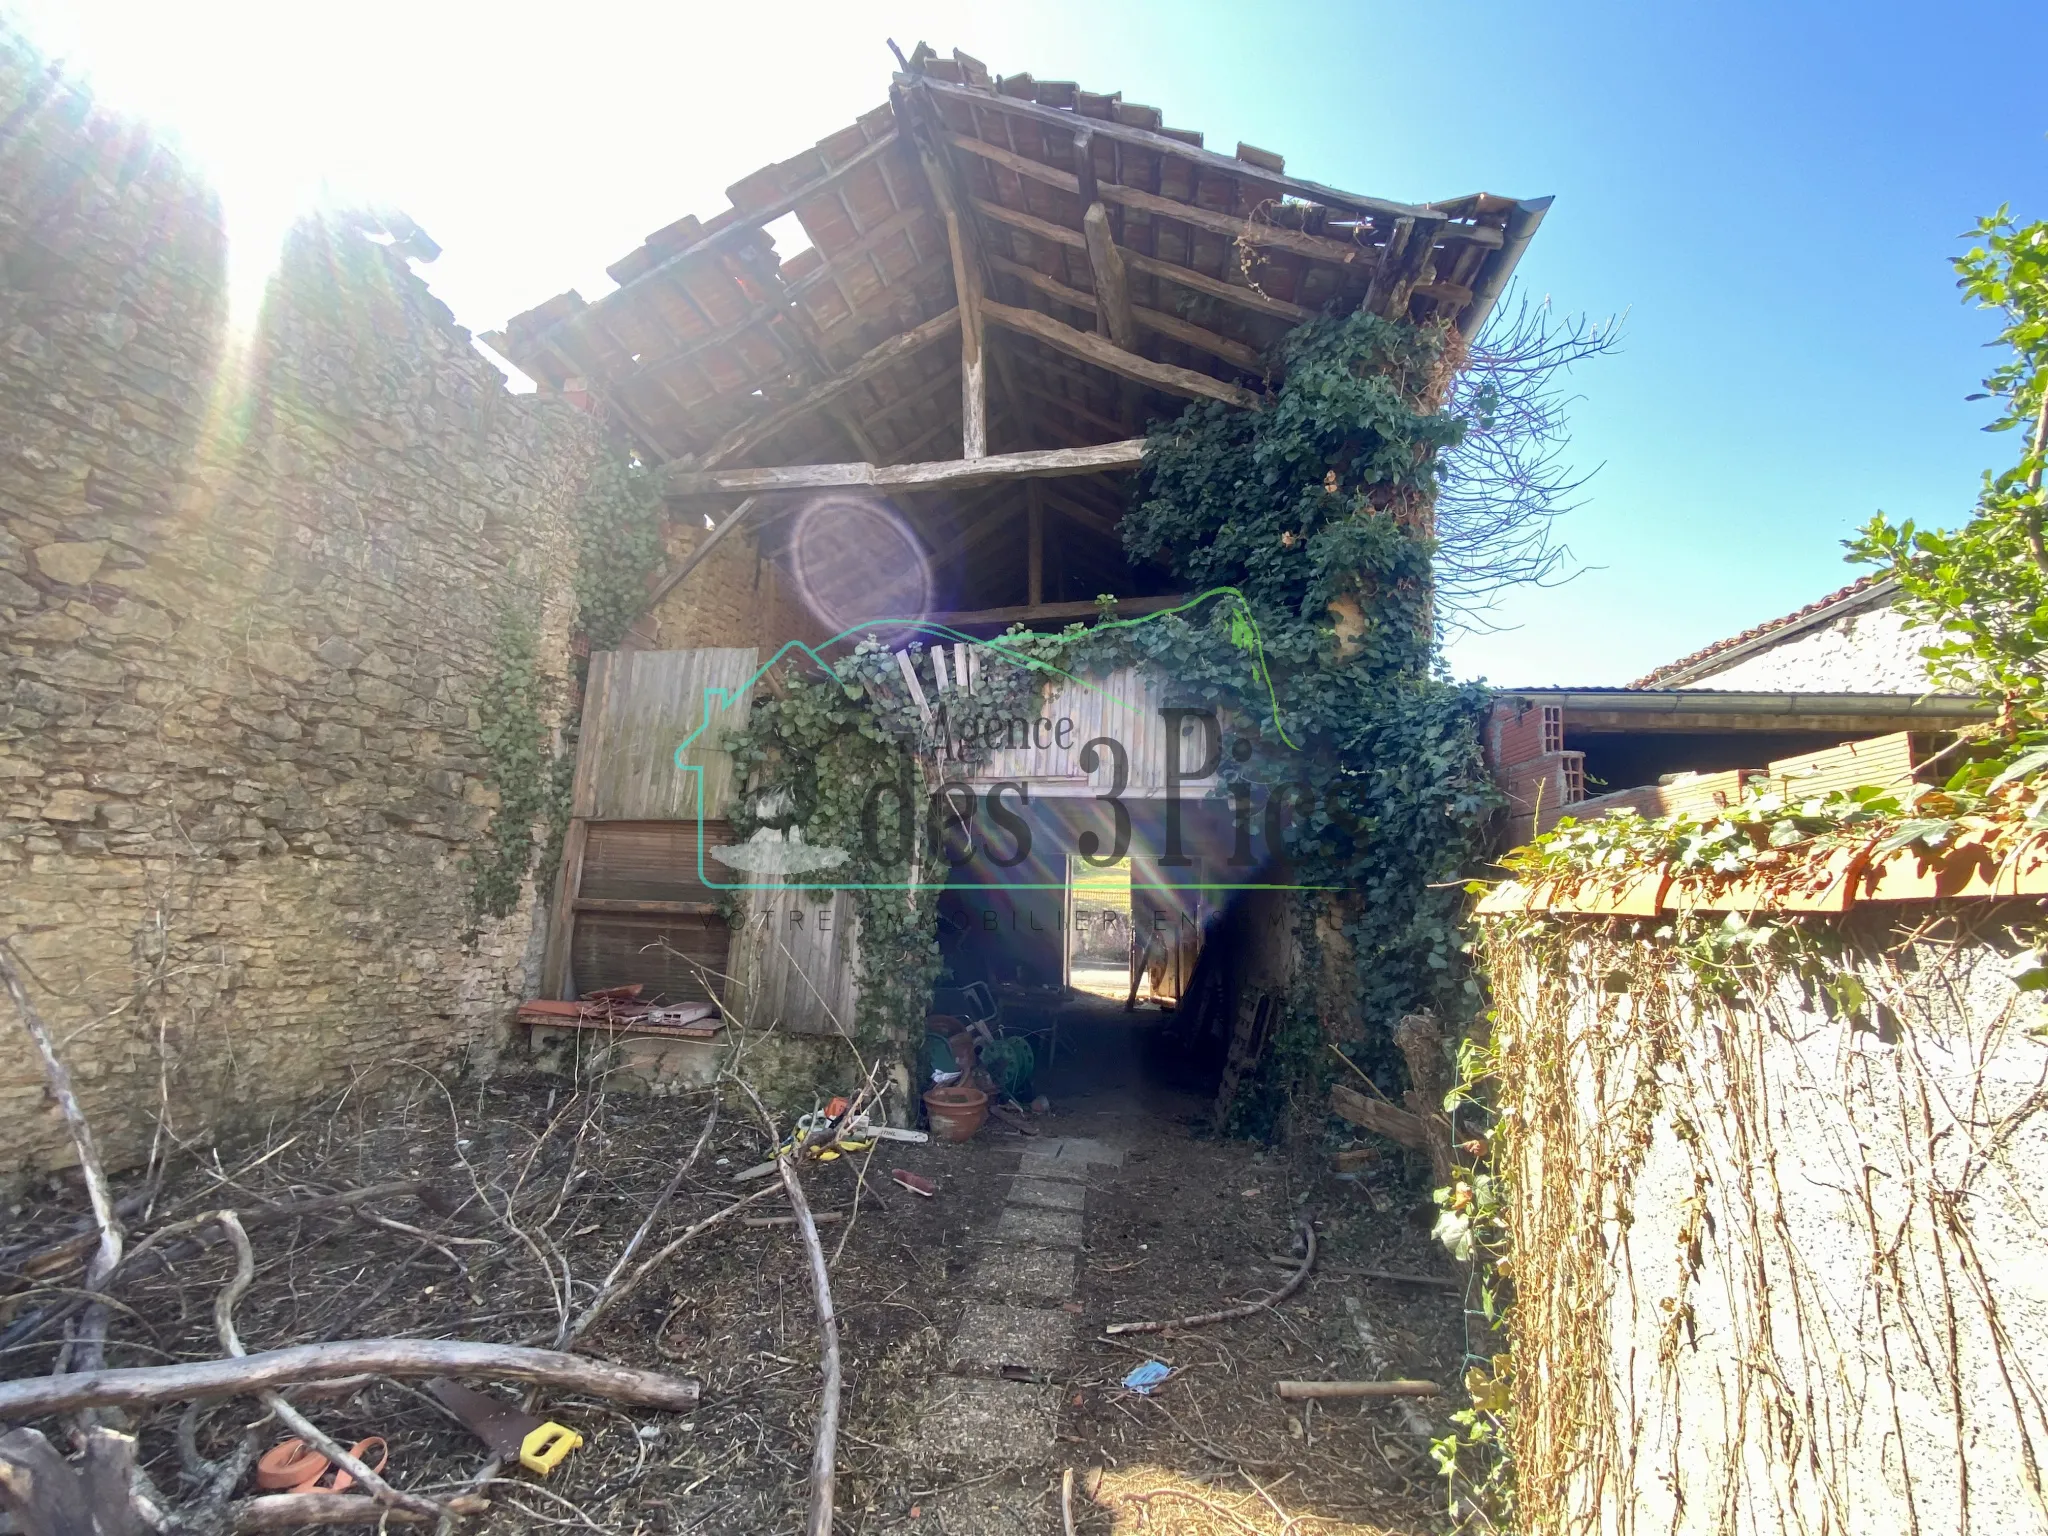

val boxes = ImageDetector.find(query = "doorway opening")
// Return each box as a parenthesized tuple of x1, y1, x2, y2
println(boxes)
(927, 797, 1276, 1123)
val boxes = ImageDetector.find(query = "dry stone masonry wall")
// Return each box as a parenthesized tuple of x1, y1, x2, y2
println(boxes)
(0, 46, 600, 1184)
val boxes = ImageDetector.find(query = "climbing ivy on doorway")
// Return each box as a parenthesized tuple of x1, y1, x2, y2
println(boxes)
(719, 310, 1498, 1123)
(1115, 309, 1500, 1134)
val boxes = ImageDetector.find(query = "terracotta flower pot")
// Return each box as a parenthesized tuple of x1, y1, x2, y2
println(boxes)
(922, 1083, 989, 1143)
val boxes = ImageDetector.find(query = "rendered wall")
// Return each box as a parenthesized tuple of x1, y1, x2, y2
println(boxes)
(1493, 904, 2048, 1534)
(1681, 599, 1932, 692)
(0, 48, 599, 1182)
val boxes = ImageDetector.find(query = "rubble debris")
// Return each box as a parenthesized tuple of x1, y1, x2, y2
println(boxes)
(514, 998, 721, 1039)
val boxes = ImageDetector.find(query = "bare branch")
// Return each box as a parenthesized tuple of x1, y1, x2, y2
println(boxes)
(1435, 291, 1624, 635)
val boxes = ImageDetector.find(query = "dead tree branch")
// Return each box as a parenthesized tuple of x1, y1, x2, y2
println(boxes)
(779, 1154, 842, 1536)
(556, 1100, 718, 1351)
(0, 1183, 431, 1354)
(2, 938, 124, 1381)
(0, 1341, 701, 1422)
(554, 1181, 783, 1346)
(1435, 292, 1623, 635)
(1106, 1221, 1318, 1336)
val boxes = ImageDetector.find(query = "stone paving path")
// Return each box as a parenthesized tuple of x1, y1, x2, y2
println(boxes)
(912, 1136, 1124, 1475)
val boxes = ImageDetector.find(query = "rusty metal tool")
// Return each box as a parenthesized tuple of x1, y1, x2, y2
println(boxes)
(425, 1378, 583, 1477)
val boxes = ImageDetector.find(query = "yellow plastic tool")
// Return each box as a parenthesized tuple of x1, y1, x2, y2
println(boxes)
(519, 1422, 584, 1477)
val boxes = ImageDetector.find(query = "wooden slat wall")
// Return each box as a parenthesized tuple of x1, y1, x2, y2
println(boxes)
(545, 648, 760, 1002)
(581, 821, 735, 901)
(584, 648, 759, 820)
(959, 662, 1221, 794)
(728, 889, 860, 1036)
(570, 914, 730, 1005)
(1770, 732, 1917, 802)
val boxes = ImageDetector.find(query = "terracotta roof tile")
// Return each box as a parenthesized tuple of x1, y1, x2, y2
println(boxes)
(1630, 574, 1892, 688)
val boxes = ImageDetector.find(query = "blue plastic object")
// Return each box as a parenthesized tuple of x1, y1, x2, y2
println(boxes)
(1122, 1360, 1173, 1395)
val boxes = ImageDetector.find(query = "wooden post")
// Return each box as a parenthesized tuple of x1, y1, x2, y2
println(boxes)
(1027, 481, 1045, 608)
(918, 143, 987, 459)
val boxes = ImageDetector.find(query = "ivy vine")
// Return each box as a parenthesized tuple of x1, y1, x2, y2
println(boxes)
(466, 604, 554, 923)
(1120, 311, 1499, 1134)
(466, 438, 668, 929)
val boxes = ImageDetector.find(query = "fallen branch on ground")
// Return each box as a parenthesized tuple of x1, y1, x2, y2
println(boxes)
(3, 939, 124, 1385)
(742, 1212, 842, 1228)
(0, 1339, 701, 1421)
(555, 1100, 717, 1351)
(0, 1182, 431, 1354)
(229, 1492, 487, 1531)
(549, 1181, 783, 1345)
(1274, 1379, 1443, 1401)
(1106, 1220, 1318, 1336)
(780, 1155, 841, 1536)
(214, 1211, 446, 1522)
(1262, 1258, 1458, 1291)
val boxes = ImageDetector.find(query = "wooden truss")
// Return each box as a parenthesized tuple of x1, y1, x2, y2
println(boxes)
(493, 46, 1547, 625)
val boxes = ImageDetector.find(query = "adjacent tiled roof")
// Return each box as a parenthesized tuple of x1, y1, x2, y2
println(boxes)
(1630, 575, 1896, 688)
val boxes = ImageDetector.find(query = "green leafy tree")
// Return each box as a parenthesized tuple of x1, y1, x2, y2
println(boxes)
(1852, 210, 2048, 727)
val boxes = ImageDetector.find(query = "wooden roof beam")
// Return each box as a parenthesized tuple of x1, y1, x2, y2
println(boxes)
(924, 593, 1190, 628)
(991, 243, 1267, 378)
(1082, 202, 1138, 350)
(1010, 376, 1129, 440)
(664, 439, 1147, 497)
(1121, 248, 1311, 324)
(981, 299, 1261, 410)
(1039, 482, 1122, 541)
(915, 141, 989, 459)
(1099, 182, 1381, 268)
(695, 306, 960, 471)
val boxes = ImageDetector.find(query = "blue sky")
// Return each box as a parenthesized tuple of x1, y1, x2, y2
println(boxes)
(16, 0, 2048, 685)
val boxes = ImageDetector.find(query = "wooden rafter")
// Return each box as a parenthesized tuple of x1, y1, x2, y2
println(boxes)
(915, 142, 989, 459)
(981, 299, 1260, 409)
(1039, 482, 1121, 541)
(1082, 202, 1139, 350)
(664, 439, 1147, 497)
(695, 307, 960, 470)
(1121, 248, 1311, 324)
(1098, 182, 1376, 268)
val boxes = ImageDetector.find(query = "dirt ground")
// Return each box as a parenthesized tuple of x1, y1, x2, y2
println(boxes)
(1, 1012, 1467, 1536)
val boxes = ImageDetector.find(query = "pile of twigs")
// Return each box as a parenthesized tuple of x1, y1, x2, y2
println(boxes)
(0, 942, 858, 1536)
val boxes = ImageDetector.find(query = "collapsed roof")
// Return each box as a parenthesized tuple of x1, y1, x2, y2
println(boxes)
(493, 45, 1550, 622)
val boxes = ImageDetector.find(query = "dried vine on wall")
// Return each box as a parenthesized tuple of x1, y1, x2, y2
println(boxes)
(1477, 901, 2048, 1535)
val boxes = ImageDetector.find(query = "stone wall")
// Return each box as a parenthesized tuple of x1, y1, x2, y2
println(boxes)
(0, 46, 599, 1184)
(636, 514, 831, 658)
